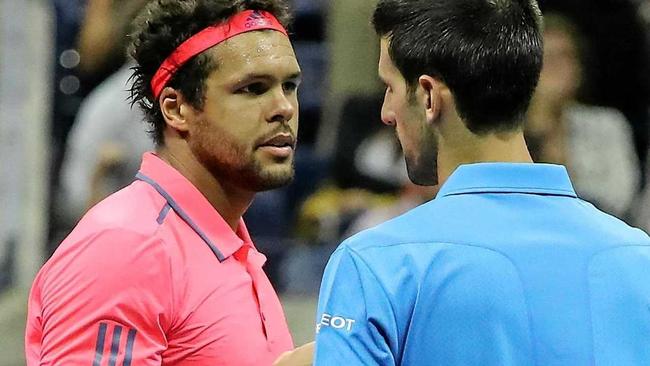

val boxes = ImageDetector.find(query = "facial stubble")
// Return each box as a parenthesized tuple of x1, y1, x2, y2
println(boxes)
(192, 119, 295, 192)
(401, 97, 439, 186)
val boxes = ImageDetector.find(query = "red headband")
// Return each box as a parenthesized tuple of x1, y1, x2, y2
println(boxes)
(150, 10, 288, 99)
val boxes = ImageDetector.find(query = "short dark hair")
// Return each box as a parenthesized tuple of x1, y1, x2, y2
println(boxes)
(129, 0, 292, 146)
(373, 0, 543, 134)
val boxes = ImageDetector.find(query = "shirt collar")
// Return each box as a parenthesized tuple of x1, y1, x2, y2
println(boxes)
(437, 162, 577, 198)
(136, 152, 253, 262)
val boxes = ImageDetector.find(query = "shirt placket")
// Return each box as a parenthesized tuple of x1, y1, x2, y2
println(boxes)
(235, 244, 275, 344)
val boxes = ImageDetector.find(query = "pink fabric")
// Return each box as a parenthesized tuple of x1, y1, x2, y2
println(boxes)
(26, 152, 293, 365)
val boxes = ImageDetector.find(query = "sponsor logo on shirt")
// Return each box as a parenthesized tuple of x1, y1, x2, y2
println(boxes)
(316, 313, 356, 333)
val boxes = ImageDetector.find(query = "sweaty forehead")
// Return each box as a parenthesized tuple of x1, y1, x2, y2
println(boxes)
(212, 31, 298, 70)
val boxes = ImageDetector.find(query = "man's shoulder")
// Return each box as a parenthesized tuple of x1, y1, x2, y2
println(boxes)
(51, 181, 169, 264)
(340, 199, 452, 253)
(574, 198, 650, 246)
(80, 180, 164, 233)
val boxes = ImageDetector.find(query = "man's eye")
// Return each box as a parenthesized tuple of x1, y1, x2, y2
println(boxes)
(283, 81, 298, 93)
(240, 83, 268, 95)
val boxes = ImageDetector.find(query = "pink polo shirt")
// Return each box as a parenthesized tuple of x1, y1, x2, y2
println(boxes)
(26, 152, 293, 365)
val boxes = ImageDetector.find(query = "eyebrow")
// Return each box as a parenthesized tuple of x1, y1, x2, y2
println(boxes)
(237, 71, 302, 84)
(286, 72, 303, 83)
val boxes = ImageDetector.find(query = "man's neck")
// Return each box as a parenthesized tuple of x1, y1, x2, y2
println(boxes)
(156, 145, 254, 231)
(437, 129, 533, 185)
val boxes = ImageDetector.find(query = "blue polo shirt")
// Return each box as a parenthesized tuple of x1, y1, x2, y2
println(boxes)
(314, 163, 650, 365)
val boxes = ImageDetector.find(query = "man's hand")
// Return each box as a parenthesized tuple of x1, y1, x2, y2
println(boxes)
(273, 342, 314, 366)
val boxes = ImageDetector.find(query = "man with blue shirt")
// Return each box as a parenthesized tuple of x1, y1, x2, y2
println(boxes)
(314, 0, 650, 364)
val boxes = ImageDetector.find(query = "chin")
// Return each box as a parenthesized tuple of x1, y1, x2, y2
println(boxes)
(407, 169, 438, 186)
(252, 164, 295, 192)
(405, 155, 438, 186)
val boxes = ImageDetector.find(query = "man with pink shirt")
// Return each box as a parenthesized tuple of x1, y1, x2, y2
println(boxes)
(26, 0, 311, 364)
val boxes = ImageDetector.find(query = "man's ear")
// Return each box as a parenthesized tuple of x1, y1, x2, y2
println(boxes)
(418, 75, 442, 125)
(159, 87, 194, 132)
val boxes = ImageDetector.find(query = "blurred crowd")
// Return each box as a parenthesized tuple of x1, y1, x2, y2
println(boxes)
(1, 0, 650, 295)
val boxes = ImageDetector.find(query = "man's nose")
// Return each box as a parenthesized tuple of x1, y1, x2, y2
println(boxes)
(268, 89, 296, 123)
(381, 101, 396, 126)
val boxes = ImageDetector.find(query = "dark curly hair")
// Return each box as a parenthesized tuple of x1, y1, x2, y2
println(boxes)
(129, 0, 292, 146)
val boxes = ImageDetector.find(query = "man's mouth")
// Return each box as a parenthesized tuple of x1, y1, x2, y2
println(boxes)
(259, 134, 295, 149)
(257, 134, 295, 158)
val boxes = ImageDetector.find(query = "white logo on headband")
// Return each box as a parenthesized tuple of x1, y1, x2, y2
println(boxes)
(245, 10, 271, 28)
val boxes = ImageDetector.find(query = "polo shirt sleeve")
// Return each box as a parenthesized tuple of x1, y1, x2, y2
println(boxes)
(26, 229, 173, 365)
(314, 245, 397, 365)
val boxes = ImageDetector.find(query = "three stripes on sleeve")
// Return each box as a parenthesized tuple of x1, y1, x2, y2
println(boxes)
(93, 322, 137, 366)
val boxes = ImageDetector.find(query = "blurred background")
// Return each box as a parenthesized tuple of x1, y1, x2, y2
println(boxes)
(0, 0, 648, 364)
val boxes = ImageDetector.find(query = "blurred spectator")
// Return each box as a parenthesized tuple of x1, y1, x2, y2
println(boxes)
(49, 0, 149, 251)
(525, 13, 640, 218)
(76, 0, 148, 85)
(51, 0, 147, 178)
(539, 0, 649, 172)
(58, 63, 151, 226)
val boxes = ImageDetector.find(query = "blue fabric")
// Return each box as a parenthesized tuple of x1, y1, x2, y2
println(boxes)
(315, 163, 650, 365)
